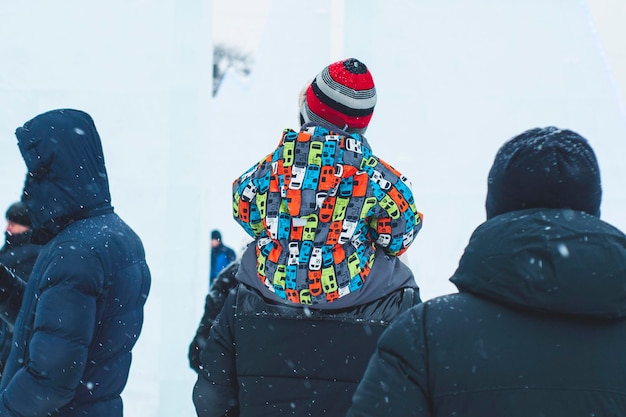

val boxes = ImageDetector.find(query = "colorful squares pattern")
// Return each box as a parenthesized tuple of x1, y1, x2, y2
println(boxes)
(232, 126, 422, 304)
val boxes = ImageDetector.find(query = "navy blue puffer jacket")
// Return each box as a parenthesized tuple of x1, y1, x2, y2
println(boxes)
(0, 109, 151, 417)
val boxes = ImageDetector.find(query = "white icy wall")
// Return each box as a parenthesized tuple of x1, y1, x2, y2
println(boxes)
(0, 1, 625, 416)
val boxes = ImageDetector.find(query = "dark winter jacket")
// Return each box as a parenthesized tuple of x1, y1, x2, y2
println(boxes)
(0, 109, 151, 417)
(347, 208, 626, 417)
(0, 230, 41, 376)
(193, 244, 421, 417)
(0, 230, 40, 279)
(189, 262, 240, 373)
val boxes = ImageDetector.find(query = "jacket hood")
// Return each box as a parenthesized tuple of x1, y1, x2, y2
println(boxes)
(451, 208, 626, 318)
(232, 123, 422, 305)
(15, 109, 112, 243)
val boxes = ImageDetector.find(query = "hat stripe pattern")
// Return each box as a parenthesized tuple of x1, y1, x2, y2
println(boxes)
(301, 58, 377, 134)
(232, 125, 422, 305)
(314, 70, 377, 114)
(300, 99, 337, 130)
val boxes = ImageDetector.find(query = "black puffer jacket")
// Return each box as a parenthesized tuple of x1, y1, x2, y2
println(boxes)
(0, 109, 151, 417)
(347, 208, 626, 417)
(193, 245, 421, 417)
(189, 262, 240, 373)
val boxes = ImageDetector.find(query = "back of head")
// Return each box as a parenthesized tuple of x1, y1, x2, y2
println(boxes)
(299, 58, 377, 134)
(5, 202, 31, 227)
(486, 126, 602, 219)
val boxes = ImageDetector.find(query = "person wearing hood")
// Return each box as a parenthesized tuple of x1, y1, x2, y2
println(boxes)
(0, 109, 151, 417)
(347, 127, 626, 416)
(192, 58, 424, 417)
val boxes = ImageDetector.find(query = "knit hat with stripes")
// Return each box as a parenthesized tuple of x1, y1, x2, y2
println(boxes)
(299, 58, 377, 134)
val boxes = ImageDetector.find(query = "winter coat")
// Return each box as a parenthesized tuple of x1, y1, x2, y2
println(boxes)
(193, 244, 421, 417)
(189, 262, 240, 373)
(0, 230, 41, 279)
(0, 109, 151, 417)
(0, 230, 41, 376)
(231, 123, 423, 306)
(347, 208, 626, 417)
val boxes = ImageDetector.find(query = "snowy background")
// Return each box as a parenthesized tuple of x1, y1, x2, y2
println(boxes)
(1, 1, 625, 416)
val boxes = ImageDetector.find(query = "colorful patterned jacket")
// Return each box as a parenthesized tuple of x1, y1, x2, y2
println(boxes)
(232, 123, 422, 305)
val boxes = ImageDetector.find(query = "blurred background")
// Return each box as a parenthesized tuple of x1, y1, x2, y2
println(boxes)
(1, 1, 625, 415)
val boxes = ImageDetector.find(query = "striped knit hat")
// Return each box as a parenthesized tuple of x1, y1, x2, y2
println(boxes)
(299, 58, 377, 134)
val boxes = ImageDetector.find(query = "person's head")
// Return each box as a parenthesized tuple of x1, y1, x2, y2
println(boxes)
(15, 109, 111, 242)
(299, 58, 377, 134)
(5, 201, 31, 236)
(211, 230, 222, 248)
(486, 126, 602, 219)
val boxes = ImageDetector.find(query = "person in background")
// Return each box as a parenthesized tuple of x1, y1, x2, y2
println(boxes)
(188, 262, 240, 373)
(193, 57, 423, 417)
(0, 108, 151, 417)
(0, 201, 42, 376)
(347, 127, 626, 417)
(209, 229, 236, 288)
(0, 202, 40, 281)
